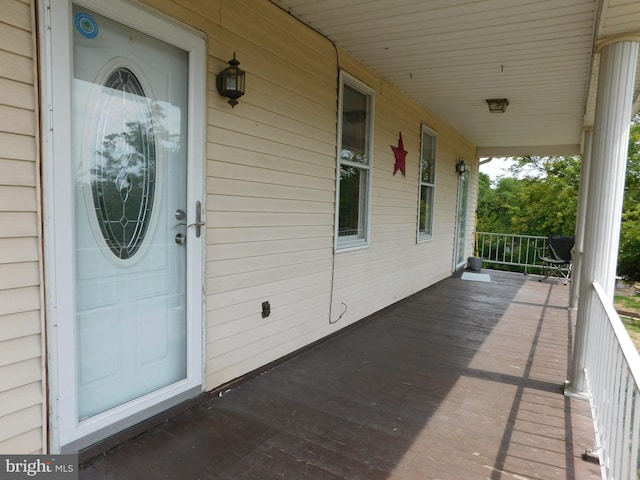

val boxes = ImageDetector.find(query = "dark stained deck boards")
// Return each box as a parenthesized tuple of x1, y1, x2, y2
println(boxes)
(79, 270, 602, 479)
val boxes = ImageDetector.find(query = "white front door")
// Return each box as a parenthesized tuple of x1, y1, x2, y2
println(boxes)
(454, 166, 470, 270)
(42, 0, 206, 452)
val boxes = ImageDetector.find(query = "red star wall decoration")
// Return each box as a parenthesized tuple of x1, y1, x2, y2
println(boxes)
(391, 132, 408, 176)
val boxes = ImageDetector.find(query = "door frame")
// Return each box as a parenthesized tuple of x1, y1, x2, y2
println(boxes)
(454, 164, 470, 271)
(39, 0, 207, 453)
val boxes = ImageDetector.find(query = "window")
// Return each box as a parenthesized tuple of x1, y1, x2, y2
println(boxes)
(418, 125, 437, 240)
(336, 72, 374, 249)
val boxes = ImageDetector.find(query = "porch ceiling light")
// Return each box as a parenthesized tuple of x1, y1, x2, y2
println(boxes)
(485, 98, 509, 113)
(216, 53, 245, 108)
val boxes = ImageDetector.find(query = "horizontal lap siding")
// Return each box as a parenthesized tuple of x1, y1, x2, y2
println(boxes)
(0, 0, 44, 454)
(142, 0, 477, 391)
(141, 0, 338, 388)
(205, 1, 338, 387)
(331, 60, 476, 326)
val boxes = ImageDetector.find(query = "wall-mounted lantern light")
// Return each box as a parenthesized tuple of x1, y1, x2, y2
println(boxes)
(485, 98, 509, 113)
(216, 53, 245, 108)
(456, 159, 466, 175)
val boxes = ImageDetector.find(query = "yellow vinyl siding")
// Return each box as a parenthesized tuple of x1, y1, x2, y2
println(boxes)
(0, 185, 38, 211)
(0, 311, 40, 343)
(0, 238, 39, 264)
(0, 382, 43, 453)
(329, 54, 476, 326)
(0, 212, 38, 238)
(210, 1, 334, 387)
(0, 262, 39, 290)
(0, 0, 44, 454)
(0, 105, 36, 136)
(133, 0, 479, 391)
(0, 78, 35, 110)
(0, 405, 42, 453)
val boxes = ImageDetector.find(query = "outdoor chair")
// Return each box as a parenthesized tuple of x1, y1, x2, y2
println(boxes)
(538, 235, 574, 284)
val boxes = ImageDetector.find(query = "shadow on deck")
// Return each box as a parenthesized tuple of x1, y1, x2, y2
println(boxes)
(80, 270, 601, 479)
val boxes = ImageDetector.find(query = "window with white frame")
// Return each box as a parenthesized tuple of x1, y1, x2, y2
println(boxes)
(418, 125, 437, 240)
(336, 73, 374, 249)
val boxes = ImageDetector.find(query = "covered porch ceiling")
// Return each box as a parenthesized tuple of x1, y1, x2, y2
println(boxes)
(272, 0, 640, 157)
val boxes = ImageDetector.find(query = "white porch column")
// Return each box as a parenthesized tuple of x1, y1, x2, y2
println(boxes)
(570, 129, 593, 309)
(567, 40, 638, 395)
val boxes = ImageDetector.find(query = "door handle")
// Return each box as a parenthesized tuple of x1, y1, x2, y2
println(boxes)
(187, 201, 205, 238)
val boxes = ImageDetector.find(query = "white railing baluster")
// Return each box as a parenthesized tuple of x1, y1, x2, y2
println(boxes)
(631, 395, 640, 479)
(609, 350, 623, 475)
(620, 373, 633, 478)
(476, 232, 549, 271)
(585, 282, 640, 479)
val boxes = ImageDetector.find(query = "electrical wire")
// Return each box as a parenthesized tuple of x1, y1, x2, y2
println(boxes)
(267, 1, 343, 325)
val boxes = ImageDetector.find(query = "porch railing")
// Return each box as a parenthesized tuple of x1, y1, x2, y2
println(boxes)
(584, 281, 640, 479)
(476, 232, 548, 273)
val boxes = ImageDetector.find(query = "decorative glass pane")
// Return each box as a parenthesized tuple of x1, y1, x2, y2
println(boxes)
(92, 68, 156, 260)
(456, 169, 470, 265)
(341, 84, 369, 165)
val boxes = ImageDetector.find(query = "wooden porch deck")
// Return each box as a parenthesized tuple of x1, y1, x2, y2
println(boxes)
(79, 270, 602, 480)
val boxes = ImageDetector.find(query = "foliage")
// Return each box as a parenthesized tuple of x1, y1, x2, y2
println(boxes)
(510, 156, 580, 235)
(619, 115, 640, 281)
(478, 156, 580, 236)
(477, 172, 512, 233)
(478, 114, 640, 282)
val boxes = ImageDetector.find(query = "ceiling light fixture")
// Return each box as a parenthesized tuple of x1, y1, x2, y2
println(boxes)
(485, 98, 509, 113)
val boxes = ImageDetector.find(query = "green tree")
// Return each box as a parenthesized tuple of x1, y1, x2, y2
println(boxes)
(619, 205, 640, 281)
(478, 156, 580, 236)
(478, 116, 640, 281)
(477, 173, 523, 233)
(508, 156, 581, 236)
(619, 114, 640, 281)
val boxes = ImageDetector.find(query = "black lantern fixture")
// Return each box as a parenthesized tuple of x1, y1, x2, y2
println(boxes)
(456, 159, 466, 175)
(216, 53, 245, 108)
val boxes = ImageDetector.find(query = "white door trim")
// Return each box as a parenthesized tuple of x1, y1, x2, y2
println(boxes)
(454, 165, 470, 271)
(39, 0, 206, 453)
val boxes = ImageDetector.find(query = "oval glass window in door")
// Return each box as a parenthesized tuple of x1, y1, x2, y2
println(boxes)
(92, 67, 156, 260)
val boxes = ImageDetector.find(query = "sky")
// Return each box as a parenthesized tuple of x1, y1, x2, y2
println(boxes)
(479, 157, 516, 181)
(480, 157, 544, 182)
